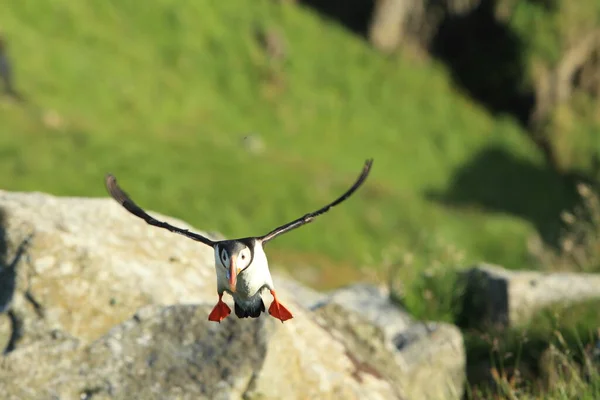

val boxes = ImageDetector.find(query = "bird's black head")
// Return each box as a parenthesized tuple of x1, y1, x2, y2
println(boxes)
(215, 238, 256, 292)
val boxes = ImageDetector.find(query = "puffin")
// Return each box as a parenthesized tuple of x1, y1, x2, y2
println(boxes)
(105, 159, 373, 323)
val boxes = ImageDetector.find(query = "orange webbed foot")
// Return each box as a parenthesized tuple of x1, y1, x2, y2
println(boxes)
(208, 294, 231, 323)
(268, 290, 294, 323)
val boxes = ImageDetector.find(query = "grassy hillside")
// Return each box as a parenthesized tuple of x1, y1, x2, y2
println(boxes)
(0, 0, 575, 288)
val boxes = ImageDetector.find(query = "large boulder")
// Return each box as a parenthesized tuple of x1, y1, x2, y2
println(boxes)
(0, 190, 465, 399)
(1, 304, 400, 399)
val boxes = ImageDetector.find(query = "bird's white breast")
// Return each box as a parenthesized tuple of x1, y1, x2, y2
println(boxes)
(236, 243, 273, 300)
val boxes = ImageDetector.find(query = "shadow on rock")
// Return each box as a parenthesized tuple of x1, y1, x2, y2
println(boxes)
(0, 208, 34, 354)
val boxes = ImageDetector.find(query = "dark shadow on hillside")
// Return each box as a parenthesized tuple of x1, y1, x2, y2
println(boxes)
(300, 0, 374, 37)
(300, 0, 540, 129)
(430, 1, 535, 127)
(426, 146, 581, 246)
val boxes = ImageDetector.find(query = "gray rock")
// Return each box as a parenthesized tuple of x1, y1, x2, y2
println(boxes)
(0, 190, 217, 348)
(318, 284, 465, 400)
(322, 283, 413, 337)
(460, 263, 600, 328)
(392, 322, 465, 400)
(0, 190, 465, 399)
(275, 275, 326, 309)
(1, 303, 400, 399)
(241, 134, 266, 155)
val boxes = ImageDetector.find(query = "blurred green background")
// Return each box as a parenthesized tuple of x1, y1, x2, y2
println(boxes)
(2, 1, 600, 396)
(1, 0, 598, 291)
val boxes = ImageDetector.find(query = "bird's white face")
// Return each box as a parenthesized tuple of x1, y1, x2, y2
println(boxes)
(217, 244, 252, 292)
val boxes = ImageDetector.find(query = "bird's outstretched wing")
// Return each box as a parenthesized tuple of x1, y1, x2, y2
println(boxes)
(105, 174, 215, 247)
(258, 159, 374, 244)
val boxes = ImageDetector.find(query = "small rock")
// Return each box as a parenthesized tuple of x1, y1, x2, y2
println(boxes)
(460, 263, 600, 329)
(241, 134, 265, 155)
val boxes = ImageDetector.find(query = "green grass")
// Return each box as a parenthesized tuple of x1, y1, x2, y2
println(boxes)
(510, 0, 600, 66)
(463, 299, 600, 399)
(390, 198, 600, 398)
(392, 244, 600, 398)
(0, 0, 575, 289)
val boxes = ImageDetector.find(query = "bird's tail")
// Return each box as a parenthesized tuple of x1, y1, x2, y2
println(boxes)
(234, 297, 266, 318)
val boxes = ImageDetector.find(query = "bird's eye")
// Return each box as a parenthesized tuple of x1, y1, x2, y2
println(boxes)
(241, 254, 246, 260)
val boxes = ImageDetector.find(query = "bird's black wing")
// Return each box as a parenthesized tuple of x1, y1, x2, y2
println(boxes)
(105, 174, 215, 247)
(258, 159, 373, 244)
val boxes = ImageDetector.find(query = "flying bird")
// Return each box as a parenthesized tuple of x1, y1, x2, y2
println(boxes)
(105, 159, 373, 323)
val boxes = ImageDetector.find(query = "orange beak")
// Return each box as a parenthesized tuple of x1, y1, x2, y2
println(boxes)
(228, 255, 237, 292)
